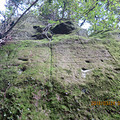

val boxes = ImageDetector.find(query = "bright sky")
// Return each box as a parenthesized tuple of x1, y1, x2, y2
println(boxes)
(79, 20, 91, 30)
(0, 0, 6, 19)
(0, 0, 6, 11)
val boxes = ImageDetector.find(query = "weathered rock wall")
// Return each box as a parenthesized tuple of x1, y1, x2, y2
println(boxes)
(12, 16, 88, 40)
(12, 13, 44, 40)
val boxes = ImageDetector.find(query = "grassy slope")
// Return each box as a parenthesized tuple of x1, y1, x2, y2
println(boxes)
(0, 34, 120, 120)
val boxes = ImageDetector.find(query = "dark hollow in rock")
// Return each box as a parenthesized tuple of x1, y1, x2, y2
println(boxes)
(101, 50, 105, 53)
(18, 58, 28, 61)
(101, 59, 104, 62)
(61, 77, 64, 79)
(21, 66, 27, 72)
(107, 76, 113, 80)
(82, 68, 88, 71)
(85, 60, 91, 63)
(51, 21, 75, 34)
(33, 26, 43, 33)
(114, 68, 120, 71)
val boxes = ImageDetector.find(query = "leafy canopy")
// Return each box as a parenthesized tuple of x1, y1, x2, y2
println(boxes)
(36, 0, 120, 33)
(0, 0, 120, 34)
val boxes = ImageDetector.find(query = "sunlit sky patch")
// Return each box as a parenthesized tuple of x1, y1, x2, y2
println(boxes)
(0, 0, 6, 11)
(0, 0, 6, 20)
(79, 20, 91, 30)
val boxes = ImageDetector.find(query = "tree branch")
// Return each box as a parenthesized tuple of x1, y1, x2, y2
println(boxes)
(80, 19, 86, 27)
(84, 0, 98, 15)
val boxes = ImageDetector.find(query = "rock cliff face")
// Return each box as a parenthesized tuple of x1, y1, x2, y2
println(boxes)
(12, 14, 44, 40)
(11, 14, 88, 40)
(0, 13, 120, 120)
(0, 32, 120, 119)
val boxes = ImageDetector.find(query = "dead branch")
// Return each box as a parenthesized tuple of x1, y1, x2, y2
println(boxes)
(43, 23, 55, 41)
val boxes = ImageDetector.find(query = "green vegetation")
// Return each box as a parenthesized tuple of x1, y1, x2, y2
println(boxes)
(0, 0, 120, 119)
(0, 34, 120, 120)
(90, 30, 120, 39)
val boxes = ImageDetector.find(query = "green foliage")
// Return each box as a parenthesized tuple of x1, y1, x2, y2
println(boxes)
(36, 0, 120, 33)
(48, 20, 59, 24)
(1, 0, 120, 34)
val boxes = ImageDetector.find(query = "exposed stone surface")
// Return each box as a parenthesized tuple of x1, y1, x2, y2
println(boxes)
(52, 41, 113, 84)
(75, 28, 88, 37)
(12, 13, 44, 40)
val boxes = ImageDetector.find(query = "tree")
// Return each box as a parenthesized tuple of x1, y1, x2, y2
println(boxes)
(0, 0, 120, 40)
(38, 0, 119, 30)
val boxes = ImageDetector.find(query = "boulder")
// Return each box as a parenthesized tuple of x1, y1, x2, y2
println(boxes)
(51, 21, 75, 34)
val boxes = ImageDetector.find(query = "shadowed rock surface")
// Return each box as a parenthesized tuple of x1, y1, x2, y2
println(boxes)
(51, 21, 75, 34)
(11, 13, 44, 40)
(32, 33, 52, 39)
